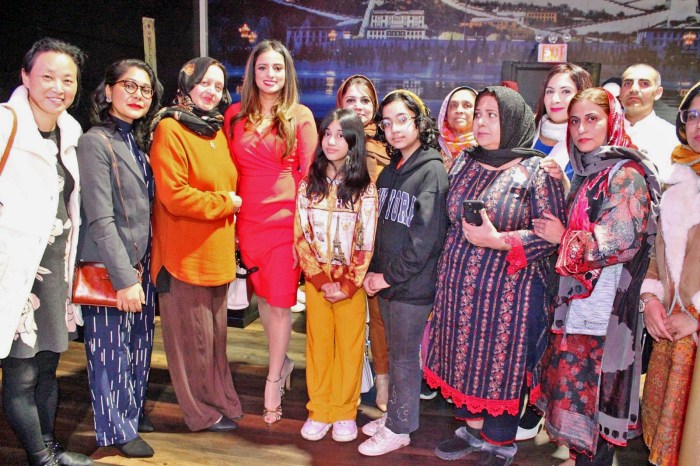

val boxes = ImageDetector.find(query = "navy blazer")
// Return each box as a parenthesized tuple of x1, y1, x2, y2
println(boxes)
(76, 126, 151, 290)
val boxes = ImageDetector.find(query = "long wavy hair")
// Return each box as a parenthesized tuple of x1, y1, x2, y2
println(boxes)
(376, 90, 440, 162)
(306, 109, 370, 206)
(90, 59, 163, 151)
(232, 40, 300, 158)
(534, 63, 593, 127)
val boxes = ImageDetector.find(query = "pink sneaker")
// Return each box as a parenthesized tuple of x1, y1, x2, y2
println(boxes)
(358, 425, 410, 456)
(361, 413, 386, 436)
(300, 419, 331, 441)
(332, 420, 358, 442)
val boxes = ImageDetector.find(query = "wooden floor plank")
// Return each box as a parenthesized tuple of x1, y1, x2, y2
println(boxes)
(0, 313, 650, 465)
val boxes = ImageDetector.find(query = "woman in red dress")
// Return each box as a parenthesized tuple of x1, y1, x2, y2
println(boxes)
(224, 39, 317, 425)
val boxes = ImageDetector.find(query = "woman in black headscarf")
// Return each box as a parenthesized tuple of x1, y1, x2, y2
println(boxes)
(424, 86, 567, 465)
(150, 57, 243, 432)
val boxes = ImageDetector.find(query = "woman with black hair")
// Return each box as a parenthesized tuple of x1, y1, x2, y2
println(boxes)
(425, 86, 566, 465)
(358, 90, 449, 457)
(0, 37, 92, 466)
(76, 58, 162, 458)
(294, 108, 377, 442)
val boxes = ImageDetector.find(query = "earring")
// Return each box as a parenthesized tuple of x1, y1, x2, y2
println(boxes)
(106, 97, 112, 103)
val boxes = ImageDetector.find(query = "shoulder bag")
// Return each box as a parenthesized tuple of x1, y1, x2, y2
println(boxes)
(72, 131, 143, 307)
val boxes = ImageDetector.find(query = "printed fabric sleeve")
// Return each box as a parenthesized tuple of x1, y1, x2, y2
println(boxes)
(76, 131, 139, 290)
(150, 119, 235, 220)
(339, 184, 379, 298)
(294, 181, 330, 291)
(556, 165, 650, 276)
(385, 166, 447, 286)
(295, 106, 318, 178)
(502, 165, 567, 274)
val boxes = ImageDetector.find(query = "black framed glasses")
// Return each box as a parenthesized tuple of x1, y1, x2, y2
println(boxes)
(680, 109, 699, 124)
(115, 80, 154, 99)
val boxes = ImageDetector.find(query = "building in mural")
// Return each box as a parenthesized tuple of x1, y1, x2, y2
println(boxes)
(366, 10, 428, 40)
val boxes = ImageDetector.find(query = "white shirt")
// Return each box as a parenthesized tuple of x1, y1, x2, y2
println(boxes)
(624, 111, 678, 183)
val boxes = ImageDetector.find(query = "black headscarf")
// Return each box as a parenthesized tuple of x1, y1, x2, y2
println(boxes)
(677, 80, 700, 146)
(468, 86, 543, 168)
(151, 57, 232, 137)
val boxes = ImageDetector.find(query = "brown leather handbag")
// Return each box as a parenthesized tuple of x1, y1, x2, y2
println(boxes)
(72, 132, 142, 307)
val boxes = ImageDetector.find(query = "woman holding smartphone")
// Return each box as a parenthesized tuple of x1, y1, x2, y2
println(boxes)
(424, 86, 567, 465)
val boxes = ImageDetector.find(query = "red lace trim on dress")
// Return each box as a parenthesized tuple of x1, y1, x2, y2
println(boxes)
(424, 367, 520, 416)
(503, 232, 527, 274)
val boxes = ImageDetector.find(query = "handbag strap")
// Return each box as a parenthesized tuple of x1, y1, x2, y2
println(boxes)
(98, 131, 142, 273)
(0, 105, 18, 177)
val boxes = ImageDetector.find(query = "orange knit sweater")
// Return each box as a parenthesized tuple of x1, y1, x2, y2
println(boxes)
(150, 118, 238, 286)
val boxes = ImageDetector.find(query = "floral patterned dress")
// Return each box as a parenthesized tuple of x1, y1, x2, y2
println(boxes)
(424, 155, 565, 416)
(10, 146, 74, 358)
(535, 161, 652, 458)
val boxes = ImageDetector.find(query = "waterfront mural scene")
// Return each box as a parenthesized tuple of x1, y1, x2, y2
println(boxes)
(210, 0, 699, 121)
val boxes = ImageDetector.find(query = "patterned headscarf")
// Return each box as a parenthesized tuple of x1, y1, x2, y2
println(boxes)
(672, 80, 700, 173)
(151, 57, 231, 137)
(468, 86, 543, 168)
(437, 86, 477, 163)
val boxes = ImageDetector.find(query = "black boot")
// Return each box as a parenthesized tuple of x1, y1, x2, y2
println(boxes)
(42, 433, 93, 466)
(27, 447, 59, 466)
(138, 412, 154, 433)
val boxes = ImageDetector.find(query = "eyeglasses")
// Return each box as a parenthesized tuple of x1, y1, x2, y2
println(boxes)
(115, 80, 154, 99)
(378, 115, 416, 131)
(680, 109, 699, 124)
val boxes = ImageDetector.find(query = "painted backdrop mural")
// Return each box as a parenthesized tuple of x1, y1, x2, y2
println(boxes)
(210, 0, 699, 121)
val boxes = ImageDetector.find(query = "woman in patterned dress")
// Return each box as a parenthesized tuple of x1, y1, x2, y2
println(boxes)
(533, 87, 661, 466)
(0, 38, 92, 466)
(424, 86, 567, 465)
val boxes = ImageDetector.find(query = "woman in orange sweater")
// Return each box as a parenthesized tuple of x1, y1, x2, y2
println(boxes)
(150, 57, 243, 432)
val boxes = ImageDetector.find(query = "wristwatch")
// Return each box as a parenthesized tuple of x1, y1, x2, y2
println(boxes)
(639, 294, 658, 312)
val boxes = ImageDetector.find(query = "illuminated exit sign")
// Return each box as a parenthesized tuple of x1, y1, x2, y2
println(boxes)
(538, 43, 567, 63)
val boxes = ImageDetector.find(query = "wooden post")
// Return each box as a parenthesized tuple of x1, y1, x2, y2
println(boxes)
(678, 341, 700, 465)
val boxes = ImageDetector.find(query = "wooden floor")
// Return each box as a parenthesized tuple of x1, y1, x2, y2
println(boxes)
(0, 312, 650, 466)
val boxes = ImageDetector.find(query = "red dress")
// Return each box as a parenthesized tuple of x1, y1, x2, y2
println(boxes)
(224, 103, 317, 307)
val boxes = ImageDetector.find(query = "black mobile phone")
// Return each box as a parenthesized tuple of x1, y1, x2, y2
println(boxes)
(462, 200, 485, 226)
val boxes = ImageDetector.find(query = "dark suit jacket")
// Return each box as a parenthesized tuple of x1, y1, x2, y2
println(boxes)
(76, 126, 151, 290)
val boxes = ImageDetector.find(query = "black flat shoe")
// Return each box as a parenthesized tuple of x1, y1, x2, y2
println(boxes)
(138, 413, 154, 433)
(206, 416, 239, 432)
(114, 437, 154, 458)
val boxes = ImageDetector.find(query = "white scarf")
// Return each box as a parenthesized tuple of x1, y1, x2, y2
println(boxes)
(539, 115, 568, 142)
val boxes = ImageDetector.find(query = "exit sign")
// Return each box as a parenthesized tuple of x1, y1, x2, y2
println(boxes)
(538, 43, 567, 63)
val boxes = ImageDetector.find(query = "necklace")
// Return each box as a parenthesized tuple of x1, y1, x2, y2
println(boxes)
(209, 140, 216, 149)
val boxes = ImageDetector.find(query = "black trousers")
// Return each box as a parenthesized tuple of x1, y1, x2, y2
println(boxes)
(2, 351, 60, 454)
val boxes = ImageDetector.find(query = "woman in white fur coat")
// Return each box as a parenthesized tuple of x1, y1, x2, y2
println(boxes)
(641, 80, 700, 466)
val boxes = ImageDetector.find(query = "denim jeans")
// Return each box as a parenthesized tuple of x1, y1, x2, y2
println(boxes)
(378, 296, 432, 434)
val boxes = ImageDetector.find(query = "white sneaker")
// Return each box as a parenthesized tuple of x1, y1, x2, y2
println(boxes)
(291, 302, 306, 313)
(515, 417, 544, 441)
(332, 420, 358, 442)
(300, 419, 331, 441)
(296, 288, 306, 304)
(361, 413, 387, 436)
(358, 425, 410, 456)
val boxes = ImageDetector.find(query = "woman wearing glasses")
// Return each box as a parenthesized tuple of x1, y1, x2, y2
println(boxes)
(641, 81, 700, 466)
(76, 59, 162, 458)
(358, 90, 448, 456)
(150, 57, 243, 433)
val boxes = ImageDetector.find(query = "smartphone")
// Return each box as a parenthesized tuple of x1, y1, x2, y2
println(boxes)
(462, 200, 485, 226)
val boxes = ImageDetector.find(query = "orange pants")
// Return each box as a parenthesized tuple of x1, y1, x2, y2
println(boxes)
(305, 284, 367, 422)
(368, 295, 389, 375)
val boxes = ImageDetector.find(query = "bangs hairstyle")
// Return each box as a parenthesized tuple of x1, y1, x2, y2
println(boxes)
(306, 109, 370, 206)
(90, 59, 163, 151)
(535, 63, 593, 126)
(376, 91, 439, 161)
(232, 39, 299, 158)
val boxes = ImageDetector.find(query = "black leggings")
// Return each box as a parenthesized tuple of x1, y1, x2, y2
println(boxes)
(2, 351, 60, 454)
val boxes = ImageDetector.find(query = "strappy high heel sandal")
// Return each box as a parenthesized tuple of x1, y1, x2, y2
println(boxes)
(280, 356, 295, 397)
(263, 374, 283, 426)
